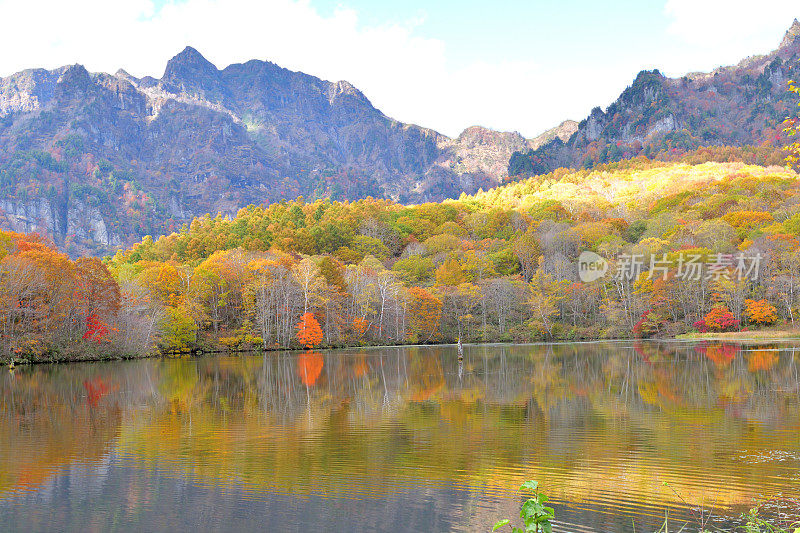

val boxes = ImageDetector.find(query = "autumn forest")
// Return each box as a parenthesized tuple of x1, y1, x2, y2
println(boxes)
(5, 10, 800, 533)
(3, 140, 800, 362)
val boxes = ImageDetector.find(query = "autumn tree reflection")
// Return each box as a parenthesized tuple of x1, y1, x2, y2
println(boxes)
(1, 342, 799, 516)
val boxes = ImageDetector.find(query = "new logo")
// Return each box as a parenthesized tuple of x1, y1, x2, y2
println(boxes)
(578, 251, 608, 282)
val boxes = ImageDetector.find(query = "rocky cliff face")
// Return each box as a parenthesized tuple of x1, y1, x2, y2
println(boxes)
(509, 20, 800, 175)
(0, 47, 534, 255)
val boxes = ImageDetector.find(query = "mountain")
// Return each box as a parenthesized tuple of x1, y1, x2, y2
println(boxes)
(4, 21, 799, 257)
(0, 47, 540, 255)
(509, 20, 800, 176)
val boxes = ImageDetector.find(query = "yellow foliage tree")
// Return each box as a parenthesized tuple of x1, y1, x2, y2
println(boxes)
(744, 299, 778, 326)
(785, 81, 800, 171)
(435, 256, 466, 286)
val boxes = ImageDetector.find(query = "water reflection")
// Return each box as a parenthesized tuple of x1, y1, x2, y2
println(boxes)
(1, 342, 799, 532)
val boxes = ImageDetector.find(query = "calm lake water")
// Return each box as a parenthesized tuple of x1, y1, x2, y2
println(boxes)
(1, 342, 799, 532)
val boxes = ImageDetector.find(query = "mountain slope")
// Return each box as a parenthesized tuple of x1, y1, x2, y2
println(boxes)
(509, 20, 800, 176)
(0, 48, 535, 255)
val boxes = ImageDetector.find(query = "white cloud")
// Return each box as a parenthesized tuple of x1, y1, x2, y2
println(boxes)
(664, 0, 799, 68)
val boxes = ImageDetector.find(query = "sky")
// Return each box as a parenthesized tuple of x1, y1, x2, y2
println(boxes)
(0, 0, 798, 138)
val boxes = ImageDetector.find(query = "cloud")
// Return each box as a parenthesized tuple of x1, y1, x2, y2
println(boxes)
(664, 0, 799, 53)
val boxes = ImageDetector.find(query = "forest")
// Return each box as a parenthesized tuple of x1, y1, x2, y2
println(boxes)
(1, 153, 800, 362)
(0, 83, 797, 361)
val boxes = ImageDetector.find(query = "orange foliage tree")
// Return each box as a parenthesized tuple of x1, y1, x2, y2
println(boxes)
(407, 287, 442, 342)
(352, 316, 369, 338)
(296, 312, 323, 348)
(0, 230, 130, 359)
(744, 299, 778, 326)
(0, 234, 78, 351)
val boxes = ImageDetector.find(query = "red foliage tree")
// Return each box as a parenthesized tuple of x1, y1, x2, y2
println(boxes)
(83, 312, 110, 342)
(76, 257, 120, 342)
(694, 306, 740, 333)
(633, 310, 665, 338)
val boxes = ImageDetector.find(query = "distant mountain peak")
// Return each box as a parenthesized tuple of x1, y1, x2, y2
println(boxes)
(162, 46, 219, 90)
(781, 18, 800, 48)
(56, 64, 92, 95)
(167, 46, 212, 67)
(59, 63, 90, 79)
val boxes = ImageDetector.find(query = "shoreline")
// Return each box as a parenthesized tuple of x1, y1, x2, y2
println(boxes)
(673, 330, 800, 342)
(6, 330, 800, 367)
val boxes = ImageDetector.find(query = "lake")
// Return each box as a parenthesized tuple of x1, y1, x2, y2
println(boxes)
(1, 342, 799, 532)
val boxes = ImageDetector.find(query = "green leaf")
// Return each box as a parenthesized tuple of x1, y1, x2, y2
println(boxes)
(520, 481, 539, 493)
(540, 521, 553, 533)
(521, 499, 544, 521)
(492, 519, 510, 531)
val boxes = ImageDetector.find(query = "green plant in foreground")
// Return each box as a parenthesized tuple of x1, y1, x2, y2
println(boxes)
(742, 506, 800, 533)
(493, 479, 800, 533)
(649, 505, 800, 533)
(493, 480, 554, 533)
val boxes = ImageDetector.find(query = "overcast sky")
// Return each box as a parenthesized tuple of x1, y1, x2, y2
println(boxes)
(0, 0, 798, 137)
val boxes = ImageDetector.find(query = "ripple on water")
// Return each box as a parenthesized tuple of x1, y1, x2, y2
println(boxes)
(1, 343, 800, 532)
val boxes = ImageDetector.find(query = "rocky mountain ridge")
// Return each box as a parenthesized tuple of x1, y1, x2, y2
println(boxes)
(0, 47, 554, 254)
(3, 21, 799, 256)
(509, 20, 800, 175)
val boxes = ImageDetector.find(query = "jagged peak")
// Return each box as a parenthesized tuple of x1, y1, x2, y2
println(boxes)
(333, 79, 357, 93)
(60, 63, 90, 76)
(57, 64, 91, 87)
(630, 69, 666, 88)
(163, 46, 219, 83)
(171, 46, 210, 63)
(781, 18, 800, 48)
(49, 64, 94, 101)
